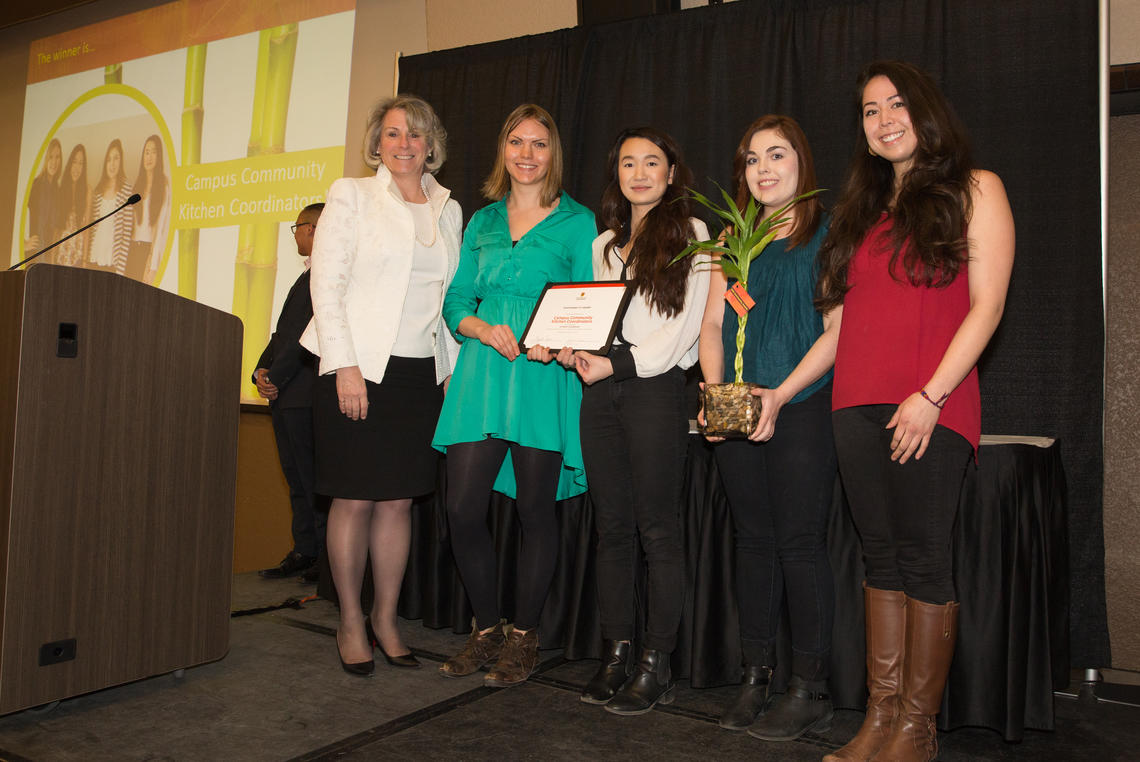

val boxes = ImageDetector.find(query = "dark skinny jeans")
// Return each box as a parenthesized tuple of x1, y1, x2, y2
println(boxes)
(714, 384, 836, 679)
(580, 367, 689, 654)
(832, 404, 972, 605)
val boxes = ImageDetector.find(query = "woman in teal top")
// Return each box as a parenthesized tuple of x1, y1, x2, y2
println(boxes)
(725, 221, 831, 403)
(698, 115, 840, 741)
(434, 104, 596, 689)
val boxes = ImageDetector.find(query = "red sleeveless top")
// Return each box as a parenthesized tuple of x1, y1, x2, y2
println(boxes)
(832, 214, 980, 450)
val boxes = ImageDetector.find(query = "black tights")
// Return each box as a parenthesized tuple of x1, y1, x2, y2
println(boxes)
(446, 438, 562, 631)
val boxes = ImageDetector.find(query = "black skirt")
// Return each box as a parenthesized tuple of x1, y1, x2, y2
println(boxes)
(313, 356, 443, 500)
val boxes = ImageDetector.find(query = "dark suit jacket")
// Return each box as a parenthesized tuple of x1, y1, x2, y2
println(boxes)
(254, 268, 317, 409)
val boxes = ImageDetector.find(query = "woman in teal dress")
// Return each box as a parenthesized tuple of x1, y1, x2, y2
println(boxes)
(433, 104, 596, 688)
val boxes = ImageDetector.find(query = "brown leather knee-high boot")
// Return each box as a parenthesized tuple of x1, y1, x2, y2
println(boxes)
(872, 597, 959, 762)
(823, 584, 906, 762)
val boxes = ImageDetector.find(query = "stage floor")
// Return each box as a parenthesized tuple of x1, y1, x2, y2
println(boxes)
(0, 573, 1134, 761)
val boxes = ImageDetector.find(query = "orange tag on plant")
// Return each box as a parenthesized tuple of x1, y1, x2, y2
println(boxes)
(725, 282, 755, 316)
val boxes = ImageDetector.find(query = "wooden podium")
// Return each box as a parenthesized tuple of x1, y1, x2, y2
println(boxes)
(0, 264, 242, 714)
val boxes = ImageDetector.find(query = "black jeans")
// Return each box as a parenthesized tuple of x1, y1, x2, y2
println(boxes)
(445, 438, 563, 632)
(832, 404, 972, 605)
(580, 367, 688, 654)
(714, 385, 836, 679)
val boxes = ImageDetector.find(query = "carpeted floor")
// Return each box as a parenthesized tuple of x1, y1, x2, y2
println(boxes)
(0, 573, 1134, 761)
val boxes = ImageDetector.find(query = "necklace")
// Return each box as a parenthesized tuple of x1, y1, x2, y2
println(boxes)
(413, 175, 437, 247)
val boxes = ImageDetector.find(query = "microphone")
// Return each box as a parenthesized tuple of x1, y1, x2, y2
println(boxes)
(8, 192, 142, 271)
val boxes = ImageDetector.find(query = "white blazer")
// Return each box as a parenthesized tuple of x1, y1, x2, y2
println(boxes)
(299, 165, 463, 384)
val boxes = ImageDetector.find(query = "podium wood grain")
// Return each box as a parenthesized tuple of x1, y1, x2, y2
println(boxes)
(0, 264, 242, 714)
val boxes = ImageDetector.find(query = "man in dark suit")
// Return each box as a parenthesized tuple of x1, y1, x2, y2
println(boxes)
(254, 203, 325, 581)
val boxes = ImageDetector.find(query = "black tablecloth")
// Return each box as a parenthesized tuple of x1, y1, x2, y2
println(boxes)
(323, 437, 1068, 741)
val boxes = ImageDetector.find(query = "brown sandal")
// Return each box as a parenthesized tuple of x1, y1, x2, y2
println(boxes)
(439, 620, 506, 678)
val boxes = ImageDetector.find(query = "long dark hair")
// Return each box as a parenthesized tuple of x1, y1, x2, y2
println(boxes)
(817, 60, 974, 312)
(732, 114, 823, 249)
(38, 138, 62, 181)
(599, 127, 694, 318)
(98, 139, 127, 197)
(62, 143, 89, 216)
(133, 134, 166, 229)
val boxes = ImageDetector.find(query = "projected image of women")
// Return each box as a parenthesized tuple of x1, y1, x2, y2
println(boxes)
(89, 138, 134, 274)
(55, 143, 92, 268)
(26, 137, 63, 254)
(127, 134, 171, 284)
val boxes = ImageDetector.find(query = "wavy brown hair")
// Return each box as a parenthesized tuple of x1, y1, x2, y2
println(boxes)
(732, 114, 823, 249)
(62, 143, 89, 218)
(599, 127, 694, 318)
(816, 60, 974, 312)
(133, 135, 166, 229)
(96, 139, 127, 198)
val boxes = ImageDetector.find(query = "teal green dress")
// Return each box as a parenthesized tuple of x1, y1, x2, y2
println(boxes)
(432, 193, 596, 499)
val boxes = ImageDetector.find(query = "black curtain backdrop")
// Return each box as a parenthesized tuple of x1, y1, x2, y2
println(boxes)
(399, 0, 1107, 666)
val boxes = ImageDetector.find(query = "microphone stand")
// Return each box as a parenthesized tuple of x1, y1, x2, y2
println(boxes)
(8, 194, 141, 271)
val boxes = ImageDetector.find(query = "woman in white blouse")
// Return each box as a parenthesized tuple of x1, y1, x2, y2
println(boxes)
(299, 95, 462, 677)
(569, 127, 709, 714)
(88, 139, 133, 273)
(127, 134, 171, 284)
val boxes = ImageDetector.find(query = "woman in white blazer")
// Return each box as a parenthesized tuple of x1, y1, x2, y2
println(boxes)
(300, 94, 462, 677)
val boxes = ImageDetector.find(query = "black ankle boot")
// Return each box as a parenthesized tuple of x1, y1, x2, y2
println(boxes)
(719, 664, 772, 730)
(747, 674, 833, 741)
(605, 647, 674, 716)
(580, 640, 633, 705)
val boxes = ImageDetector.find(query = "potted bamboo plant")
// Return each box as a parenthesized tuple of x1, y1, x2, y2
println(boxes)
(672, 184, 823, 437)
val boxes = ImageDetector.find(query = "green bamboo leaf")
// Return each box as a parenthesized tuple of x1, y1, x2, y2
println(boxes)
(669, 243, 701, 265)
(743, 195, 760, 231)
(742, 224, 770, 251)
(687, 186, 716, 207)
(719, 261, 743, 282)
(719, 185, 746, 231)
(687, 188, 739, 226)
(669, 241, 728, 266)
(747, 230, 780, 263)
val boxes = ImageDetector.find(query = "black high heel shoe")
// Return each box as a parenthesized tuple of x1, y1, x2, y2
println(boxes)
(336, 629, 374, 677)
(366, 618, 421, 668)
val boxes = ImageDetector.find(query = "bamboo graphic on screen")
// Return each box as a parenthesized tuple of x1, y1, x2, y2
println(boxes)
(104, 63, 122, 84)
(178, 44, 207, 300)
(231, 32, 270, 322)
(233, 25, 298, 398)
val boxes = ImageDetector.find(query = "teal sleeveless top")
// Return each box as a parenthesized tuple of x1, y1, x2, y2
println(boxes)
(720, 217, 830, 404)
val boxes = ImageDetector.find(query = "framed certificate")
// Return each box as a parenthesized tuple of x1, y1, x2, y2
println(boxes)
(518, 281, 633, 354)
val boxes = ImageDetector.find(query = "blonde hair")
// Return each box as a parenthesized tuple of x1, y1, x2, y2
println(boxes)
(481, 103, 563, 207)
(362, 94, 447, 174)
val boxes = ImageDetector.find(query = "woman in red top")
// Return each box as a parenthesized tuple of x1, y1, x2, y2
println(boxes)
(817, 61, 1014, 762)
